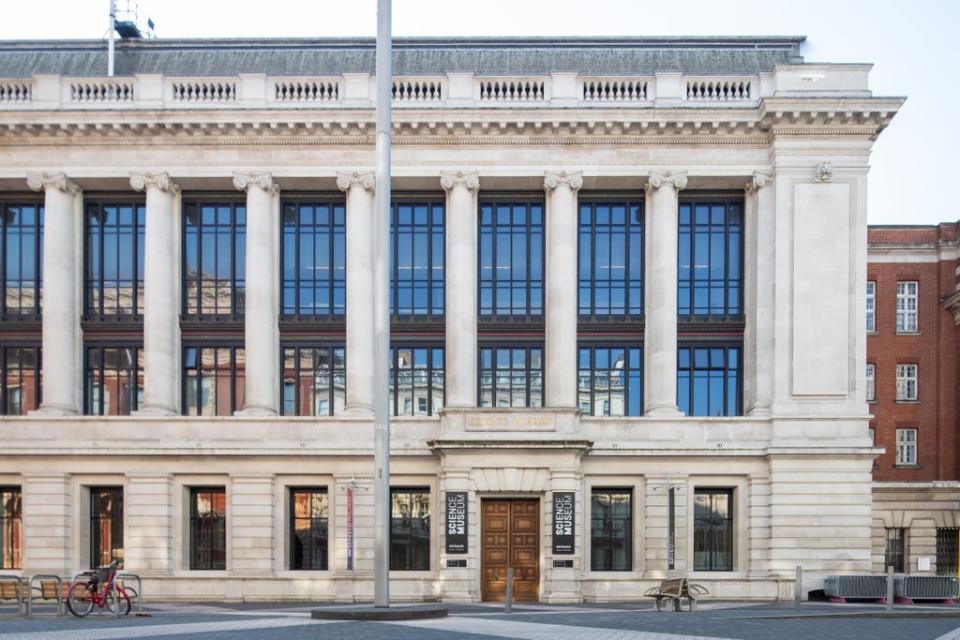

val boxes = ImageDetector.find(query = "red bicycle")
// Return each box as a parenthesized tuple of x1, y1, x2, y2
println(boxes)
(66, 560, 132, 617)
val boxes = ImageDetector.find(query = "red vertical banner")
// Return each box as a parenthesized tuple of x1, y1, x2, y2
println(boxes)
(346, 487, 354, 571)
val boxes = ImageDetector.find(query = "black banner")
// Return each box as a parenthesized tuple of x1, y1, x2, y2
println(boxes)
(445, 491, 468, 554)
(553, 492, 575, 554)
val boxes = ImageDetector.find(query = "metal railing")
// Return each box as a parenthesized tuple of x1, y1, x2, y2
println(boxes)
(116, 572, 147, 616)
(26, 574, 64, 616)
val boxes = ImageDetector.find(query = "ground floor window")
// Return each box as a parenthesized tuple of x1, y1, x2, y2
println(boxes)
(390, 346, 444, 416)
(678, 345, 741, 417)
(578, 346, 642, 416)
(937, 528, 958, 576)
(885, 527, 906, 573)
(183, 345, 245, 416)
(190, 488, 226, 570)
(591, 489, 632, 571)
(694, 489, 734, 571)
(479, 345, 543, 408)
(90, 487, 123, 568)
(281, 345, 345, 416)
(0, 487, 21, 569)
(390, 488, 430, 571)
(289, 488, 328, 570)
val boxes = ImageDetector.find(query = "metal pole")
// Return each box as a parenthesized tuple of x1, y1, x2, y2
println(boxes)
(372, 0, 392, 609)
(505, 567, 513, 613)
(886, 565, 894, 612)
(107, 0, 116, 77)
(794, 566, 802, 611)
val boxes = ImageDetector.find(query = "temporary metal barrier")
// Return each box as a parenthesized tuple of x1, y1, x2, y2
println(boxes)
(823, 575, 887, 602)
(0, 574, 25, 616)
(27, 574, 64, 616)
(116, 572, 148, 616)
(895, 576, 959, 602)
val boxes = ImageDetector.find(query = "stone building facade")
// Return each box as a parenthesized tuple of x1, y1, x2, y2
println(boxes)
(867, 222, 960, 578)
(0, 36, 902, 602)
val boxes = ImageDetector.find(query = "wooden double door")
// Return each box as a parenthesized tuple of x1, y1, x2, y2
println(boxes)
(481, 499, 540, 602)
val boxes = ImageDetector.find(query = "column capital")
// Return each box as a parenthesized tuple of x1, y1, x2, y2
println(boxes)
(130, 172, 180, 194)
(440, 171, 479, 193)
(544, 170, 583, 192)
(336, 170, 375, 193)
(645, 171, 687, 192)
(745, 171, 774, 194)
(233, 172, 279, 195)
(26, 172, 80, 195)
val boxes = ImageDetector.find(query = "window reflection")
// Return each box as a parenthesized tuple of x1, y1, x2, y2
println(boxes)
(85, 203, 145, 317)
(579, 201, 643, 316)
(281, 345, 345, 416)
(390, 346, 443, 416)
(1, 204, 43, 317)
(391, 202, 444, 316)
(282, 202, 345, 317)
(479, 202, 543, 316)
(390, 488, 430, 571)
(677, 345, 741, 417)
(183, 203, 246, 316)
(183, 346, 245, 416)
(678, 201, 742, 318)
(86, 346, 143, 416)
(290, 489, 328, 570)
(1, 346, 40, 415)
(578, 346, 642, 416)
(479, 346, 542, 408)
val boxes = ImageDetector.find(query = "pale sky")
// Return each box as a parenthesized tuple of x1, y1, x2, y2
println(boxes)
(1, 0, 957, 225)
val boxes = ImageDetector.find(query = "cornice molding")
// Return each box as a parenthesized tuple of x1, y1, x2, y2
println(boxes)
(130, 171, 180, 194)
(336, 170, 375, 192)
(645, 170, 687, 192)
(233, 172, 279, 194)
(440, 171, 479, 193)
(26, 172, 79, 194)
(543, 170, 583, 192)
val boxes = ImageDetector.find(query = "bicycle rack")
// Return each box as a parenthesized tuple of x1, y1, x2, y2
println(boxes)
(116, 572, 148, 616)
(26, 574, 64, 617)
(0, 574, 25, 616)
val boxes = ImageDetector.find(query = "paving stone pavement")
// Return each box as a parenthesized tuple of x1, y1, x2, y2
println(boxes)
(2, 602, 960, 639)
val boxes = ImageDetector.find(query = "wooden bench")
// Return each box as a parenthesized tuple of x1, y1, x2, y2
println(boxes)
(0, 577, 25, 615)
(644, 577, 709, 611)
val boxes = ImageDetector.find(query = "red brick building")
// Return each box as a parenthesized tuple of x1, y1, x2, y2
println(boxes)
(868, 222, 960, 575)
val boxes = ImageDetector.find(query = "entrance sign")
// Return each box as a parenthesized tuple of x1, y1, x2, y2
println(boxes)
(553, 492, 575, 554)
(446, 491, 468, 553)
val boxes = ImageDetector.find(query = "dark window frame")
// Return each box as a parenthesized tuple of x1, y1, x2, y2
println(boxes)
(693, 488, 734, 572)
(0, 486, 22, 570)
(89, 486, 123, 569)
(83, 199, 146, 320)
(0, 200, 44, 321)
(182, 198, 246, 320)
(578, 197, 644, 319)
(478, 197, 545, 318)
(280, 197, 346, 320)
(678, 195, 744, 321)
(578, 344, 643, 417)
(280, 342, 346, 417)
(677, 342, 742, 417)
(478, 343, 544, 409)
(936, 528, 958, 576)
(390, 487, 431, 572)
(189, 487, 226, 571)
(591, 488, 633, 572)
(84, 343, 143, 416)
(182, 343, 245, 416)
(885, 527, 906, 573)
(289, 487, 329, 571)
(391, 199, 445, 319)
(390, 344, 444, 417)
(0, 344, 41, 415)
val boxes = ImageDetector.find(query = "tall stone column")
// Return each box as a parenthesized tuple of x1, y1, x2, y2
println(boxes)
(441, 171, 479, 408)
(234, 173, 280, 415)
(27, 173, 81, 415)
(744, 172, 775, 416)
(337, 171, 376, 415)
(544, 171, 582, 408)
(131, 173, 181, 415)
(643, 171, 686, 416)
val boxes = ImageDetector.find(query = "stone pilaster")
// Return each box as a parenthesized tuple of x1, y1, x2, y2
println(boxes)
(643, 171, 686, 417)
(441, 171, 479, 408)
(542, 469, 583, 603)
(27, 173, 82, 415)
(124, 474, 174, 575)
(21, 474, 72, 575)
(438, 468, 478, 602)
(543, 171, 582, 408)
(234, 173, 280, 415)
(337, 171, 376, 416)
(744, 171, 775, 417)
(230, 474, 275, 574)
(131, 173, 181, 415)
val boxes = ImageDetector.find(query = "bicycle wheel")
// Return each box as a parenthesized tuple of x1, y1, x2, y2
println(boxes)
(105, 587, 131, 617)
(66, 582, 94, 618)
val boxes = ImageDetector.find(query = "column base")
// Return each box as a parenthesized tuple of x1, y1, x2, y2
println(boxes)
(132, 405, 178, 417)
(235, 406, 278, 417)
(29, 403, 78, 416)
(746, 404, 772, 418)
(644, 405, 683, 417)
(343, 404, 374, 418)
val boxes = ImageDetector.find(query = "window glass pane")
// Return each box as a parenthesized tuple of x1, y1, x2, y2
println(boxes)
(479, 345, 543, 408)
(479, 201, 543, 316)
(578, 345, 642, 416)
(2, 204, 44, 317)
(190, 488, 226, 570)
(183, 345, 243, 416)
(678, 345, 741, 416)
(290, 488, 328, 570)
(85, 346, 142, 416)
(183, 203, 245, 316)
(390, 489, 430, 571)
(591, 489, 632, 571)
(0, 487, 22, 569)
(391, 201, 444, 316)
(694, 489, 733, 571)
(280, 344, 346, 416)
(579, 201, 644, 318)
(678, 200, 743, 318)
(90, 487, 123, 568)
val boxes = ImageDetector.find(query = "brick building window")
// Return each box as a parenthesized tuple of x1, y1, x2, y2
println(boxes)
(885, 528, 906, 573)
(895, 364, 918, 401)
(896, 281, 918, 333)
(895, 428, 918, 466)
(866, 281, 876, 332)
(866, 364, 875, 402)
